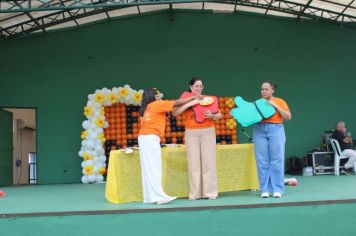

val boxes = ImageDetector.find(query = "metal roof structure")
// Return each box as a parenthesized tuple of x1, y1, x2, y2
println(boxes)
(1, 0, 356, 40)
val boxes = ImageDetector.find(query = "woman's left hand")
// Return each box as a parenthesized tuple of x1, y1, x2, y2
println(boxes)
(204, 109, 214, 119)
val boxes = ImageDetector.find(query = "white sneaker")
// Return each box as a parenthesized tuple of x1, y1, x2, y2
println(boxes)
(273, 192, 282, 198)
(156, 196, 177, 205)
(261, 192, 270, 198)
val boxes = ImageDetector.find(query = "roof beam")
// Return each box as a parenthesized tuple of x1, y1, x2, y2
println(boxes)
(11, 0, 46, 33)
(296, 0, 313, 20)
(265, 0, 275, 15)
(2, 1, 356, 40)
(335, 0, 355, 21)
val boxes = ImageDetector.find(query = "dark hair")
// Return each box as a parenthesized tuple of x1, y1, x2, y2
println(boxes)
(262, 80, 277, 90)
(139, 88, 158, 117)
(188, 77, 203, 92)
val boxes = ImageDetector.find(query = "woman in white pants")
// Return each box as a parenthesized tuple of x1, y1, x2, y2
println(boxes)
(138, 88, 199, 204)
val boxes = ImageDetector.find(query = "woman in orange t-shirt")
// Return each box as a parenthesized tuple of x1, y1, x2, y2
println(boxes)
(138, 88, 199, 205)
(173, 77, 222, 200)
(253, 81, 292, 199)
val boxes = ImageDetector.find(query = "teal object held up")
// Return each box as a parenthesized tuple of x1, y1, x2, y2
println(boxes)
(230, 96, 276, 127)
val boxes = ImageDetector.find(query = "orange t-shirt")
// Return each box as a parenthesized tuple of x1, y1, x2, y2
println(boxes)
(184, 109, 216, 129)
(139, 100, 175, 138)
(262, 97, 289, 124)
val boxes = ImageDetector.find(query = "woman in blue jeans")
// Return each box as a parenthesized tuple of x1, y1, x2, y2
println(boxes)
(253, 81, 291, 198)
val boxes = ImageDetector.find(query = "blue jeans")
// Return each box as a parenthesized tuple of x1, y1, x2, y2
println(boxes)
(253, 123, 286, 194)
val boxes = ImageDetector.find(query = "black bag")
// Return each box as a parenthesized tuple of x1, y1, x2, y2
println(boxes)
(285, 156, 305, 175)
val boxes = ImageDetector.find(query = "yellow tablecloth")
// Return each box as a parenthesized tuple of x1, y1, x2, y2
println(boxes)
(105, 144, 259, 203)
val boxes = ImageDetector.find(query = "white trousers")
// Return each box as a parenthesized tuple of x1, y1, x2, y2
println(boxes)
(342, 149, 356, 169)
(138, 134, 170, 203)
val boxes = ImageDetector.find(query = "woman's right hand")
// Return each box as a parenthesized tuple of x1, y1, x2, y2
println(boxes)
(193, 95, 203, 100)
(188, 99, 200, 107)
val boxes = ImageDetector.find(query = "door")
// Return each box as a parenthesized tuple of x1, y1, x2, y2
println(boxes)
(0, 109, 13, 186)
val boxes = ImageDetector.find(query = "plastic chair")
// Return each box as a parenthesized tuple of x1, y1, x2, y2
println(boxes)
(329, 138, 355, 175)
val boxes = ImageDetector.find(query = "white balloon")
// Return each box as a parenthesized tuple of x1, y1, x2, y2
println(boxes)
(103, 101, 111, 106)
(86, 140, 94, 148)
(88, 132, 97, 140)
(99, 162, 107, 168)
(94, 128, 102, 135)
(112, 87, 118, 93)
(88, 150, 96, 156)
(95, 175, 104, 183)
(81, 161, 87, 168)
(91, 149, 99, 155)
(86, 160, 94, 166)
(89, 122, 96, 129)
(102, 88, 110, 95)
(87, 100, 94, 106)
(94, 144, 103, 153)
(93, 103, 101, 109)
(88, 175, 96, 182)
(82, 120, 90, 129)
(99, 155, 107, 162)
(93, 149, 103, 156)
(81, 140, 87, 147)
(81, 176, 89, 184)
(93, 139, 101, 146)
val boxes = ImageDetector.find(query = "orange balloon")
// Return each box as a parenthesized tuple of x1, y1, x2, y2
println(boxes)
(122, 140, 127, 147)
(161, 137, 166, 144)
(115, 117, 121, 123)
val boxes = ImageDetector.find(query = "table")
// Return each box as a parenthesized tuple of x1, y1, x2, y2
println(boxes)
(105, 144, 259, 203)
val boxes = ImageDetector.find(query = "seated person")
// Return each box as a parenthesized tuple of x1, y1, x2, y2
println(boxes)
(332, 121, 356, 175)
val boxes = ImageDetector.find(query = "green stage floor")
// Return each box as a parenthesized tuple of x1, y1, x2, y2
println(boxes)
(1, 175, 356, 216)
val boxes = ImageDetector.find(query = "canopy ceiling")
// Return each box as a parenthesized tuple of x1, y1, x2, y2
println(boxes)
(1, 0, 355, 40)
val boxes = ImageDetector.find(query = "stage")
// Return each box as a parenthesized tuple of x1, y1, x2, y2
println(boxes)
(1, 175, 356, 216)
(1, 175, 356, 235)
